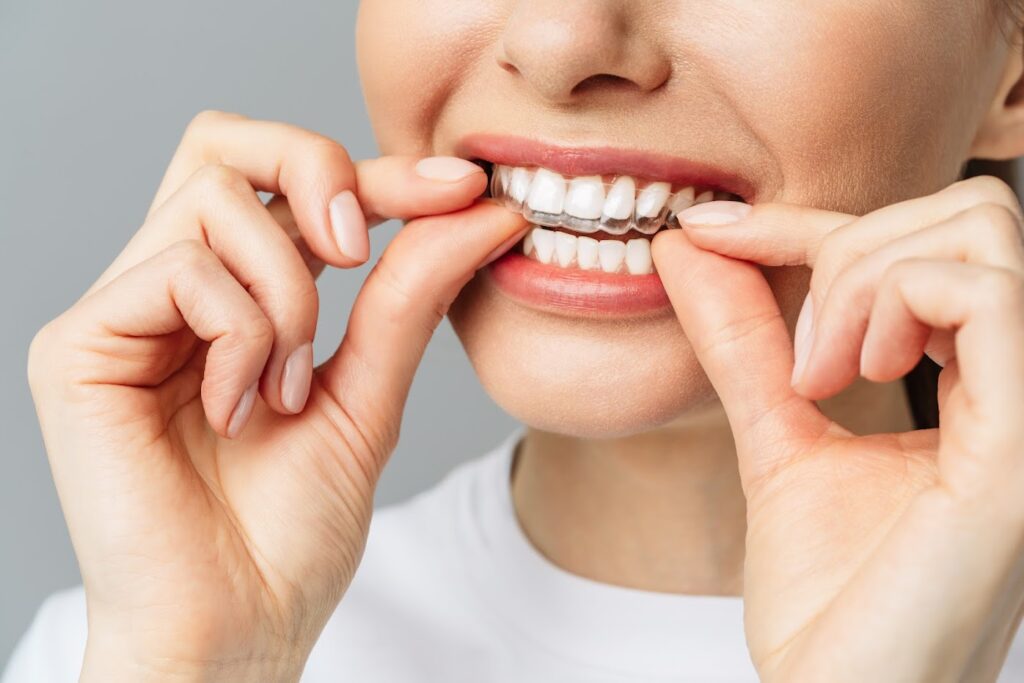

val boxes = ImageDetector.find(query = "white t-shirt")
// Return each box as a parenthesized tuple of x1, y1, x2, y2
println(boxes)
(6, 430, 1024, 682)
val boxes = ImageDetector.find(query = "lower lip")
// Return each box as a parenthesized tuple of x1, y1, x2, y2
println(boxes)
(485, 247, 672, 318)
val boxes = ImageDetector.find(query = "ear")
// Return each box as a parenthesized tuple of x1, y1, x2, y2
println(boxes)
(971, 38, 1024, 160)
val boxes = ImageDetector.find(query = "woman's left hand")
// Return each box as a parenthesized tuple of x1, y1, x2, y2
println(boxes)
(651, 175, 1024, 683)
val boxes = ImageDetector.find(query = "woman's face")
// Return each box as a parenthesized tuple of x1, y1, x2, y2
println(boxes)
(356, 1, 1013, 437)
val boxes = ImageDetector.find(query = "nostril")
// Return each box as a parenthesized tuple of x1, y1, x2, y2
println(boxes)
(571, 73, 637, 97)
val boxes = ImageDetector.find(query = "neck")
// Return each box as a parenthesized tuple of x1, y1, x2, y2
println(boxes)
(509, 376, 916, 596)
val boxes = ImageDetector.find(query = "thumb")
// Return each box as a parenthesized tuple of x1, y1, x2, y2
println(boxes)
(318, 201, 527, 451)
(651, 228, 829, 487)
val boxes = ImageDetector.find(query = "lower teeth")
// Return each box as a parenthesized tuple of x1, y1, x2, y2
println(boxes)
(522, 226, 655, 275)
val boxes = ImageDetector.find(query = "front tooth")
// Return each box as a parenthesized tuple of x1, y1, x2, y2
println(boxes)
(564, 176, 605, 220)
(636, 182, 671, 218)
(577, 236, 599, 270)
(531, 227, 555, 264)
(602, 176, 636, 221)
(509, 167, 533, 204)
(522, 230, 534, 256)
(598, 240, 627, 274)
(527, 169, 567, 215)
(625, 239, 653, 275)
(668, 187, 696, 215)
(555, 231, 577, 267)
(695, 190, 715, 204)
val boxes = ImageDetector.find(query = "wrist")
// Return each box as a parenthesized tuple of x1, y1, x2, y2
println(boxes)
(81, 635, 307, 683)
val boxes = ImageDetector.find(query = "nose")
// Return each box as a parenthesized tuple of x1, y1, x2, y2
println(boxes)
(498, 0, 672, 104)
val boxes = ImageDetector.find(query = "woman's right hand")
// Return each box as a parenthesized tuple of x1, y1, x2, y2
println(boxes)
(27, 111, 526, 683)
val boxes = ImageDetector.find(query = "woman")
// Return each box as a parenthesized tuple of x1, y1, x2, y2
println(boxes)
(6, 1, 1024, 681)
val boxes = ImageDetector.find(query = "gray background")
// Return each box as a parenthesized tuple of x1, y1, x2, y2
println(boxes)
(0, 1, 517, 666)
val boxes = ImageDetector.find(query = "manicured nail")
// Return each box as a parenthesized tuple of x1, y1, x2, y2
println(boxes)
(791, 293, 815, 387)
(328, 190, 370, 262)
(482, 228, 530, 267)
(227, 382, 258, 439)
(281, 342, 314, 414)
(677, 201, 752, 226)
(415, 156, 484, 182)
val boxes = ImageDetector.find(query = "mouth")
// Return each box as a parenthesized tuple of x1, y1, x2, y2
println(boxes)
(457, 135, 753, 317)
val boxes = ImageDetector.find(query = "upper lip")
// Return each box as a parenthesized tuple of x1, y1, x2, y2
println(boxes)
(455, 133, 758, 203)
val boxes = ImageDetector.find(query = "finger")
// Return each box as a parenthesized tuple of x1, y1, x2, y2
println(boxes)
(650, 229, 830, 490)
(860, 259, 1024, 469)
(792, 203, 1024, 398)
(152, 111, 487, 267)
(69, 240, 274, 439)
(265, 194, 327, 279)
(317, 202, 528, 456)
(679, 175, 1021, 270)
(95, 164, 320, 415)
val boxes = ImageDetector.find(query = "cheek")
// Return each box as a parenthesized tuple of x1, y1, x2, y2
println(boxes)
(357, 0, 504, 154)
(699, 2, 998, 210)
(448, 265, 808, 438)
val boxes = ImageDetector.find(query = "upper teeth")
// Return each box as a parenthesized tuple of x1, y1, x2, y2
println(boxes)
(491, 164, 720, 236)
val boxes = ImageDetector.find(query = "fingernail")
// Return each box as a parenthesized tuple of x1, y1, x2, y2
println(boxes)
(677, 201, 752, 226)
(415, 157, 483, 182)
(281, 342, 314, 414)
(328, 190, 370, 262)
(227, 382, 258, 439)
(481, 228, 530, 267)
(791, 293, 815, 387)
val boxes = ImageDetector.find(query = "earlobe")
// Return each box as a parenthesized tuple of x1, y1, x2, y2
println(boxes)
(971, 39, 1024, 160)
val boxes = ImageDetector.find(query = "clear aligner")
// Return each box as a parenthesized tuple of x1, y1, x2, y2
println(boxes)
(489, 164, 723, 235)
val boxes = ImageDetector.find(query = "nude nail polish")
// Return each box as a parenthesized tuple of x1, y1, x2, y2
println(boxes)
(329, 190, 370, 262)
(791, 294, 815, 386)
(281, 342, 314, 414)
(227, 382, 258, 439)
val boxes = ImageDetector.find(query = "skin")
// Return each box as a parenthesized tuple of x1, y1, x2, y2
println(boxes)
(20, 2, 1024, 683)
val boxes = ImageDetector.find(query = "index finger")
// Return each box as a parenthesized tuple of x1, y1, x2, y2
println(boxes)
(676, 201, 854, 267)
(151, 110, 488, 266)
(677, 175, 1023, 268)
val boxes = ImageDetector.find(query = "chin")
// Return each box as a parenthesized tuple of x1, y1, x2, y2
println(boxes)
(448, 274, 715, 439)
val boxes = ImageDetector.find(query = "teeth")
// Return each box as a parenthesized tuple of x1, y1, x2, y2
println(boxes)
(598, 240, 627, 274)
(527, 168, 566, 216)
(509, 167, 533, 205)
(635, 182, 671, 218)
(564, 176, 605, 221)
(602, 176, 636, 222)
(531, 227, 555, 264)
(489, 163, 745, 237)
(667, 187, 696, 216)
(555, 231, 576, 267)
(625, 238, 653, 275)
(577, 236, 599, 270)
(518, 227, 658, 276)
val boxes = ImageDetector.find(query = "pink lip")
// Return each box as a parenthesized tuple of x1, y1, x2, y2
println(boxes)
(456, 133, 750, 318)
(456, 133, 757, 202)
(486, 250, 673, 318)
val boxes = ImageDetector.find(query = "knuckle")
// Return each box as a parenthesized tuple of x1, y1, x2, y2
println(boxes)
(182, 109, 241, 144)
(243, 314, 276, 351)
(193, 163, 249, 196)
(166, 238, 213, 270)
(27, 319, 61, 390)
(952, 175, 1021, 213)
(972, 202, 1023, 245)
(978, 268, 1024, 311)
(297, 133, 352, 172)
